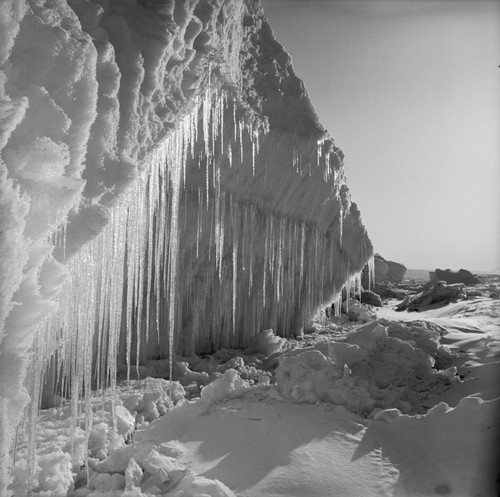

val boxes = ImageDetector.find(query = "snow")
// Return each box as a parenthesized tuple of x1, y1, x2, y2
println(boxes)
(141, 394, 398, 497)
(275, 320, 459, 416)
(353, 396, 500, 497)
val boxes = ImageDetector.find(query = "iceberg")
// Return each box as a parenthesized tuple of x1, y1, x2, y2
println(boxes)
(0, 0, 372, 491)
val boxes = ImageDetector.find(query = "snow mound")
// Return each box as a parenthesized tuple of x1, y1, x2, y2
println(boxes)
(277, 320, 458, 416)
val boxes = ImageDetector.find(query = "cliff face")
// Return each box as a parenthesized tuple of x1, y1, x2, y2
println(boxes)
(0, 0, 372, 489)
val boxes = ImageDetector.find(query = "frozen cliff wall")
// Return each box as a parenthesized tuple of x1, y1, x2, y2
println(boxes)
(0, 0, 372, 490)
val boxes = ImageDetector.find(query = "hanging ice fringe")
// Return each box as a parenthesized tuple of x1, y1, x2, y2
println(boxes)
(20, 80, 372, 488)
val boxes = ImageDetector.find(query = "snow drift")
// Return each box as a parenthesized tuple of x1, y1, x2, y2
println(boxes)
(0, 0, 372, 490)
(353, 396, 500, 497)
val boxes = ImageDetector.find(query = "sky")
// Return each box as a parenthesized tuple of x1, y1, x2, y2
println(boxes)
(261, 0, 500, 272)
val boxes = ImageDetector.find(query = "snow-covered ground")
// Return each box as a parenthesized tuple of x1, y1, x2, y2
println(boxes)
(10, 290, 499, 497)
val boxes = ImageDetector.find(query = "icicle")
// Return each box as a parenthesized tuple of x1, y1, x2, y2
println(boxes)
(62, 223, 67, 260)
(367, 254, 375, 291)
(323, 150, 330, 182)
(26, 331, 43, 497)
(254, 125, 262, 156)
(233, 98, 237, 142)
(247, 206, 254, 298)
(220, 91, 225, 156)
(299, 223, 305, 290)
(232, 237, 238, 334)
(333, 291, 342, 318)
(196, 187, 202, 258)
(239, 123, 243, 164)
(251, 139, 255, 176)
(339, 207, 344, 246)
(218, 191, 225, 281)
(275, 219, 283, 302)
(262, 217, 269, 309)
(164, 113, 186, 396)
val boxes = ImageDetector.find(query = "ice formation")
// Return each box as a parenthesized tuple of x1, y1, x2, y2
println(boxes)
(0, 0, 372, 491)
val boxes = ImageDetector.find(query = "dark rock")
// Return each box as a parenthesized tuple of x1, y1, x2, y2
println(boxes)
(433, 268, 481, 285)
(361, 290, 382, 307)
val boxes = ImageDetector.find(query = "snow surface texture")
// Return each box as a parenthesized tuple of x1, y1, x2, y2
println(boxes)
(276, 320, 458, 416)
(352, 396, 500, 497)
(9, 298, 500, 496)
(0, 0, 372, 492)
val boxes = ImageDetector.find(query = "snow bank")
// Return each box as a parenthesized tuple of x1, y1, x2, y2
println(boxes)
(353, 396, 500, 497)
(277, 320, 458, 416)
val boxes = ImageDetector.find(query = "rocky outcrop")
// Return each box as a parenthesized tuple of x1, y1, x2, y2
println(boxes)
(430, 269, 481, 286)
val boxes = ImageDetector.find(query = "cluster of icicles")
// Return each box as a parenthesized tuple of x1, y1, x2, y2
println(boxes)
(19, 81, 374, 490)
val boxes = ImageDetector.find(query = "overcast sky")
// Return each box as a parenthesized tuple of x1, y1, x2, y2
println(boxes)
(262, 0, 500, 272)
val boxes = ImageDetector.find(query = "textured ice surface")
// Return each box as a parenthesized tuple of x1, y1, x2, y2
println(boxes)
(0, 0, 372, 491)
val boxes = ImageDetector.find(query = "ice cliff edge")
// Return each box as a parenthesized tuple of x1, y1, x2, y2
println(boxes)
(0, 0, 372, 490)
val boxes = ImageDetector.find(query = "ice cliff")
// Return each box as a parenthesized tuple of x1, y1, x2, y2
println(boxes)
(0, 0, 372, 490)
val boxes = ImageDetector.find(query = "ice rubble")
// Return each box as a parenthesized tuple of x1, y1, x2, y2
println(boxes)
(9, 373, 238, 496)
(276, 320, 457, 416)
(1, 0, 373, 492)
